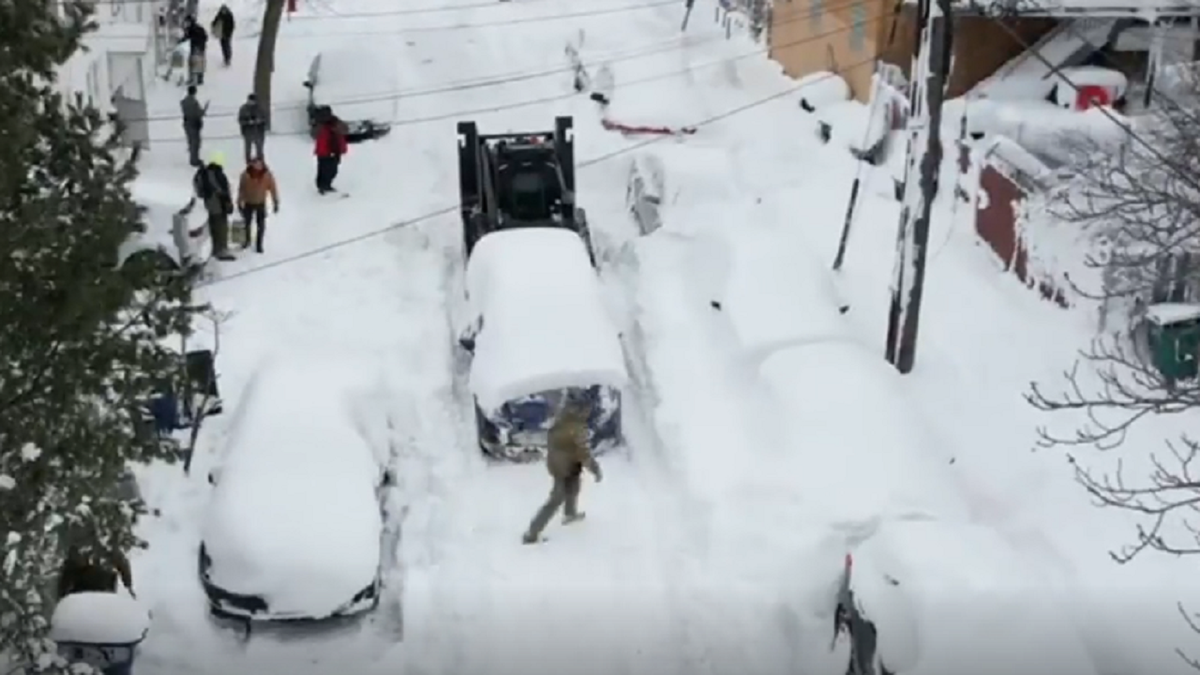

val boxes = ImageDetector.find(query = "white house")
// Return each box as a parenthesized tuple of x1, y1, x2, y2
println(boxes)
(56, 0, 170, 148)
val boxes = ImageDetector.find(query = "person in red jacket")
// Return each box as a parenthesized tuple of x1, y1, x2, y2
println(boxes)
(314, 113, 348, 195)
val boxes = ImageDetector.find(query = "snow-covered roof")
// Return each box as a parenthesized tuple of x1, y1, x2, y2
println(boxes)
(939, 0, 1200, 16)
(1145, 302, 1200, 325)
(465, 228, 628, 412)
(201, 358, 385, 617)
(50, 592, 150, 645)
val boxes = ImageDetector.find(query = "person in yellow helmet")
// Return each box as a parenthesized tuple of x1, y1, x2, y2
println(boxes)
(192, 151, 234, 260)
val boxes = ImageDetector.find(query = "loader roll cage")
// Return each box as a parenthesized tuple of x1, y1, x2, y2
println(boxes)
(457, 116, 580, 258)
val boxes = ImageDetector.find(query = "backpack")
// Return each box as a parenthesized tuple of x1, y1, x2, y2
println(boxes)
(193, 167, 231, 215)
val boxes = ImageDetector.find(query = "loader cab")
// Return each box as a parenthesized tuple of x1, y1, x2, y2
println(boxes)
(494, 142, 564, 224)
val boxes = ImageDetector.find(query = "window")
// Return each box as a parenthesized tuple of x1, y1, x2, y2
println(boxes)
(810, 0, 823, 27)
(849, 0, 867, 52)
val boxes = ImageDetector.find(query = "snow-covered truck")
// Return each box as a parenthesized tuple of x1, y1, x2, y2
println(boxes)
(457, 228, 627, 462)
(455, 116, 624, 462)
(198, 358, 392, 626)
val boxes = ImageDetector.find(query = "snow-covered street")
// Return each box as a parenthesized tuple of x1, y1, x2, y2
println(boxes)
(120, 0, 1200, 672)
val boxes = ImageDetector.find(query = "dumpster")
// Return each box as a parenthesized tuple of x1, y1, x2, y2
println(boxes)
(1144, 302, 1200, 381)
(50, 592, 149, 675)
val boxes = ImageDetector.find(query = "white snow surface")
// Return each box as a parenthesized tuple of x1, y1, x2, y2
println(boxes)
(758, 343, 969, 523)
(50, 592, 150, 645)
(465, 228, 627, 412)
(690, 224, 852, 359)
(123, 0, 1200, 671)
(201, 358, 386, 617)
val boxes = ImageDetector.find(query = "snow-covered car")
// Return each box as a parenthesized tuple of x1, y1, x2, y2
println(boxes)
(458, 228, 627, 462)
(303, 47, 395, 143)
(198, 359, 391, 622)
(118, 177, 211, 273)
(830, 517, 1099, 675)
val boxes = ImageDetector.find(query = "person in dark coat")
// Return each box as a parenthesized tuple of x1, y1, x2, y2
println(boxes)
(210, 5, 235, 67)
(522, 399, 602, 544)
(192, 152, 234, 260)
(180, 16, 208, 85)
(180, 85, 207, 167)
(313, 114, 348, 194)
(237, 93, 267, 163)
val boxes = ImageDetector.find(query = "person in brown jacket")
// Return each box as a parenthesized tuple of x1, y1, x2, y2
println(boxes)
(523, 398, 603, 544)
(57, 544, 136, 599)
(236, 157, 280, 253)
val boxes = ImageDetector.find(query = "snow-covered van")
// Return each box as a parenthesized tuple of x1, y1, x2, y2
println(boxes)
(199, 358, 391, 623)
(458, 228, 627, 462)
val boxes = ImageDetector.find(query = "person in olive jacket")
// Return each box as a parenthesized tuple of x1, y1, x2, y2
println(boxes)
(523, 398, 602, 544)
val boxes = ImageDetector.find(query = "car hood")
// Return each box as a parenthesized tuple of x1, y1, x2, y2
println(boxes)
(201, 471, 382, 617)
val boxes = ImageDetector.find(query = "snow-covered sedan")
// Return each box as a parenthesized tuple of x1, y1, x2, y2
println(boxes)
(198, 359, 392, 623)
(303, 47, 395, 144)
(457, 228, 627, 462)
(119, 177, 211, 273)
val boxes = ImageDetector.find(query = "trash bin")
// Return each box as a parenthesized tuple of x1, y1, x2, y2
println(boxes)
(50, 592, 149, 675)
(1144, 303, 1200, 381)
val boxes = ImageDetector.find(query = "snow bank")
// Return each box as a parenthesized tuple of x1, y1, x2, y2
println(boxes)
(50, 592, 149, 644)
(123, 176, 208, 266)
(852, 519, 1099, 675)
(309, 46, 398, 124)
(465, 229, 627, 413)
(797, 71, 850, 111)
(202, 358, 385, 617)
(689, 225, 853, 360)
(757, 343, 968, 522)
(958, 98, 1129, 161)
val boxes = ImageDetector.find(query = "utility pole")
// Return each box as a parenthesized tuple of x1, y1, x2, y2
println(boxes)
(253, 0, 286, 130)
(883, 0, 953, 374)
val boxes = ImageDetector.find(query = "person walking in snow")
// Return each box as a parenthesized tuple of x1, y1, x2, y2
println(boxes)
(313, 113, 348, 195)
(210, 4, 235, 67)
(236, 157, 280, 254)
(522, 397, 602, 545)
(180, 85, 208, 167)
(237, 93, 267, 163)
(180, 15, 208, 85)
(193, 153, 235, 260)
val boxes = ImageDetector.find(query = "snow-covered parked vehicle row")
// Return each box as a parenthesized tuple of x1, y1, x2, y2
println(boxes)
(458, 228, 626, 461)
(697, 226, 1098, 675)
(198, 359, 392, 624)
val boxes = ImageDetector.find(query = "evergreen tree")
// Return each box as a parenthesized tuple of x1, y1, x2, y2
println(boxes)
(0, 0, 200, 668)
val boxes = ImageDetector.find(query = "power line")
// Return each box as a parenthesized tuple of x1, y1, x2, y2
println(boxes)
(279, 0, 677, 21)
(146, 9, 886, 140)
(199, 56, 879, 287)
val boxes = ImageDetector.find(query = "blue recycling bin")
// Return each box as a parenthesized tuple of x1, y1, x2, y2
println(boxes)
(50, 592, 150, 675)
